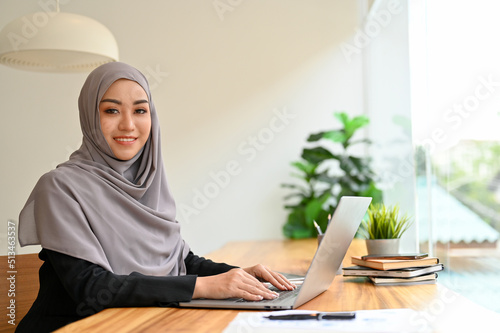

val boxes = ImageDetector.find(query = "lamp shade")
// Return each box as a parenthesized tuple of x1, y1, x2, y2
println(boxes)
(0, 12, 119, 72)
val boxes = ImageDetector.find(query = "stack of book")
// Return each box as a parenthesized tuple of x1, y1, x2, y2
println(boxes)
(343, 254, 443, 286)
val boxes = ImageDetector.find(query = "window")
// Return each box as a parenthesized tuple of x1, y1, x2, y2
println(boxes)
(361, 0, 500, 313)
(410, 0, 500, 312)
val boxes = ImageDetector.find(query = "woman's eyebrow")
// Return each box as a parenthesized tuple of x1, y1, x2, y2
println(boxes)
(100, 98, 121, 104)
(99, 99, 149, 105)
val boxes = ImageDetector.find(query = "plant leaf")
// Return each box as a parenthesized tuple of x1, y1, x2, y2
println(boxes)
(301, 147, 335, 165)
(322, 130, 347, 143)
(304, 192, 331, 226)
(334, 112, 349, 126)
(344, 115, 369, 140)
(290, 161, 316, 175)
(307, 132, 326, 142)
(363, 203, 413, 239)
(316, 172, 339, 185)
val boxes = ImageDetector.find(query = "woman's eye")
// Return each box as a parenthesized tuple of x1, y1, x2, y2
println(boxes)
(104, 108, 119, 114)
(136, 109, 148, 114)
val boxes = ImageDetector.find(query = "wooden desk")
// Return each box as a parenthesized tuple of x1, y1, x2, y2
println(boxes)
(56, 239, 499, 333)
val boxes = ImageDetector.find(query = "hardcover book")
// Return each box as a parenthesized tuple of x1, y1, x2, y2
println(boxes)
(351, 256, 439, 270)
(369, 273, 437, 285)
(343, 264, 444, 278)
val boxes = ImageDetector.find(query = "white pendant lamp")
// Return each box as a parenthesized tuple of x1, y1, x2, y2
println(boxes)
(0, 4, 119, 72)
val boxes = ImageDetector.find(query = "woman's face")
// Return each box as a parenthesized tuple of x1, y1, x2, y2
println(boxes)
(99, 79, 152, 161)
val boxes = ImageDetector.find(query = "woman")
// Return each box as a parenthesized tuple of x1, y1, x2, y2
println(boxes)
(17, 62, 294, 332)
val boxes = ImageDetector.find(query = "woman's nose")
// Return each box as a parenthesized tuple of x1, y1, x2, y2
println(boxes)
(118, 112, 135, 131)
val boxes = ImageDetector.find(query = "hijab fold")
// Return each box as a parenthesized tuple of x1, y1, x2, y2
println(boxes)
(19, 62, 190, 276)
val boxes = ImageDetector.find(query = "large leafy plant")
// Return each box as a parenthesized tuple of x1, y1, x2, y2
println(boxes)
(282, 112, 383, 239)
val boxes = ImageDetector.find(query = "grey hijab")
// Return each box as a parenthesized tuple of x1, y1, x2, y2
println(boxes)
(19, 62, 190, 276)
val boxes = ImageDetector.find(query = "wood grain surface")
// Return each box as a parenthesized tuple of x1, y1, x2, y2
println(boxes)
(54, 239, 460, 333)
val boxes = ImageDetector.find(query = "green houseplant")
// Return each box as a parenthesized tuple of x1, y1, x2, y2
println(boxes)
(282, 112, 383, 239)
(361, 203, 413, 254)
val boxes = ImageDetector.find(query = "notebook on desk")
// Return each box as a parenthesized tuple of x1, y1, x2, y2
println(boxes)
(178, 196, 372, 310)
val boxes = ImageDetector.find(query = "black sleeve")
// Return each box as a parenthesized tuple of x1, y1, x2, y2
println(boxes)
(184, 251, 238, 276)
(44, 249, 239, 316)
(44, 249, 197, 315)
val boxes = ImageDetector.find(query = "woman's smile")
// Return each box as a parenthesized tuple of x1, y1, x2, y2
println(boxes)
(114, 136, 138, 144)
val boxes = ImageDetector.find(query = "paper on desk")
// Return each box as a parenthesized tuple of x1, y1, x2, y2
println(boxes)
(223, 309, 432, 333)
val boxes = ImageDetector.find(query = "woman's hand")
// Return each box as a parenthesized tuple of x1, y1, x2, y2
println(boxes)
(192, 265, 295, 301)
(242, 264, 296, 291)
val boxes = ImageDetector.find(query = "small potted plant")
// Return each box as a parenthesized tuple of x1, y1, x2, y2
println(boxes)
(361, 203, 413, 255)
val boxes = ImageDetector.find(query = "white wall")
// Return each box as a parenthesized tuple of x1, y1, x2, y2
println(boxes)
(0, 0, 364, 256)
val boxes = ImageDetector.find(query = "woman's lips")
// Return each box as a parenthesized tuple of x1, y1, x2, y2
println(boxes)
(113, 137, 137, 145)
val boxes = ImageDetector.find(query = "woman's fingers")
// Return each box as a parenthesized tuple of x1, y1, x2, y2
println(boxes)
(193, 265, 298, 301)
(266, 271, 296, 291)
(235, 269, 279, 299)
(193, 268, 280, 301)
(243, 264, 296, 291)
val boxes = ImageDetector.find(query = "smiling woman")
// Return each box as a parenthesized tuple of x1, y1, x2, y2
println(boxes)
(98, 79, 152, 161)
(15, 62, 295, 332)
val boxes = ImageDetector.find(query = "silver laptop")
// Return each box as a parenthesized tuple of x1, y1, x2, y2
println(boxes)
(178, 196, 372, 310)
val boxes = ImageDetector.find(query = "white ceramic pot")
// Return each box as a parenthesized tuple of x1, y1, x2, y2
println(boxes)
(365, 238, 400, 255)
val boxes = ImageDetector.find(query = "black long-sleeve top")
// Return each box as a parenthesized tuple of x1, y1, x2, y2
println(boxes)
(16, 249, 237, 333)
